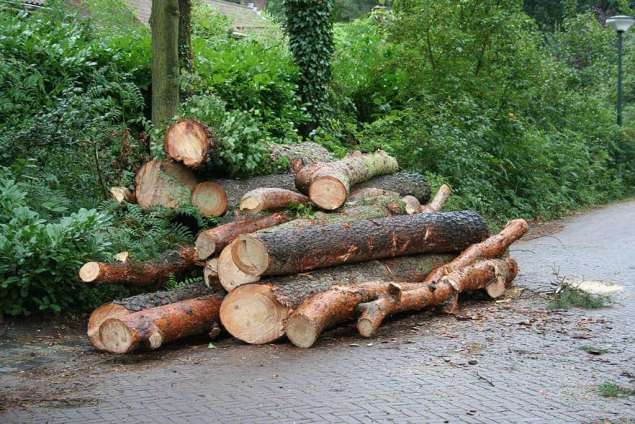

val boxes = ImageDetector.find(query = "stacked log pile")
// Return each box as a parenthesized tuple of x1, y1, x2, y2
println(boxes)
(83, 123, 527, 353)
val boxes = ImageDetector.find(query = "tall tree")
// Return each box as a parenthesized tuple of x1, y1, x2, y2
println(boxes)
(178, 0, 194, 73)
(151, 0, 180, 127)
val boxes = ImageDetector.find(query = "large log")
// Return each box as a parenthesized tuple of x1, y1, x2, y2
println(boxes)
(135, 159, 197, 209)
(357, 257, 519, 338)
(164, 119, 213, 168)
(352, 171, 431, 203)
(195, 212, 290, 260)
(99, 293, 224, 353)
(79, 246, 200, 286)
(293, 151, 399, 210)
(87, 281, 212, 350)
(219, 254, 454, 344)
(230, 211, 489, 279)
(191, 181, 228, 217)
(269, 142, 335, 167)
(239, 188, 309, 214)
(354, 219, 528, 337)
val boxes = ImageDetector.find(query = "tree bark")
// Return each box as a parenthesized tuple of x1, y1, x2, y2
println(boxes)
(239, 188, 309, 214)
(230, 211, 489, 279)
(110, 187, 136, 204)
(135, 159, 197, 209)
(87, 281, 212, 350)
(219, 254, 453, 344)
(178, 0, 193, 73)
(79, 246, 200, 286)
(164, 119, 212, 168)
(191, 181, 228, 217)
(151, 0, 180, 127)
(293, 150, 399, 210)
(420, 184, 451, 213)
(356, 257, 519, 338)
(351, 171, 431, 203)
(195, 212, 290, 260)
(99, 294, 223, 353)
(203, 258, 219, 288)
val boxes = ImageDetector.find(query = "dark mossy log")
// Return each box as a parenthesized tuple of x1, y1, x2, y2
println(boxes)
(87, 281, 212, 350)
(219, 254, 453, 344)
(135, 159, 197, 209)
(240, 188, 309, 214)
(351, 171, 431, 204)
(79, 246, 200, 286)
(269, 142, 335, 168)
(231, 211, 489, 279)
(356, 257, 519, 338)
(164, 119, 213, 168)
(195, 212, 290, 260)
(191, 181, 228, 217)
(293, 150, 399, 210)
(99, 293, 224, 353)
(215, 174, 297, 209)
(420, 184, 451, 213)
(110, 187, 136, 204)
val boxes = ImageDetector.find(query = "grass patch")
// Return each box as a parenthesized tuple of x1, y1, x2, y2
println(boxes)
(580, 345, 610, 355)
(549, 281, 613, 310)
(598, 382, 635, 398)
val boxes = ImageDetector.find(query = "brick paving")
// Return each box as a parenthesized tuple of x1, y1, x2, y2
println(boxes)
(1, 201, 635, 423)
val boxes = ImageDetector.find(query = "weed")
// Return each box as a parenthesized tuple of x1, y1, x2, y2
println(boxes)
(598, 382, 635, 398)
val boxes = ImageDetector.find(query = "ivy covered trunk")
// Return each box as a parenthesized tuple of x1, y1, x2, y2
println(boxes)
(283, 0, 334, 133)
(151, 0, 180, 127)
(178, 0, 193, 73)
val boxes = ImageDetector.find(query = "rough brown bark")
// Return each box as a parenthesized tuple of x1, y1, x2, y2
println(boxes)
(195, 212, 290, 260)
(420, 184, 451, 213)
(356, 257, 519, 338)
(164, 119, 212, 168)
(79, 246, 200, 286)
(87, 281, 212, 350)
(110, 187, 136, 204)
(191, 181, 228, 217)
(99, 294, 223, 353)
(231, 211, 489, 278)
(219, 254, 454, 344)
(239, 188, 309, 214)
(293, 150, 400, 210)
(135, 159, 197, 209)
(352, 171, 431, 203)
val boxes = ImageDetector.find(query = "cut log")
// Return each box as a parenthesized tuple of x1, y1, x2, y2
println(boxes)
(191, 181, 228, 217)
(79, 246, 200, 286)
(231, 211, 489, 279)
(351, 219, 528, 337)
(195, 212, 290, 260)
(269, 142, 335, 168)
(239, 188, 309, 214)
(219, 254, 454, 344)
(352, 171, 431, 203)
(357, 257, 519, 338)
(348, 188, 401, 202)
(203, 258, 219, 288)
(218, 240, 260, 291)
(135, 159, 197, 209)
(110, 187, 136, 204)
(402, 195, 421, 215)
(87, 281, 212, 350)
(294, 150, 399, 210)
(420, 184, 451, 213)
(99, 294, 223, 353)
(164, 119, 213, 168)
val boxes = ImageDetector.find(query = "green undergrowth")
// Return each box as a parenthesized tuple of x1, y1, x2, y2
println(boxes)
(598, 382, 635, 398)
(549, 281, 613, 310)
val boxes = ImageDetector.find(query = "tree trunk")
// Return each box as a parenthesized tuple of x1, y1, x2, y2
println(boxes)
(87, 281, 212, 350)
(219, 254, 453, 344)
(164, 119, 213, 168)
(195, 212, 290, 260)
(230, 211, 489, 279)
(178, 0, 193, 73)
(110, 187, 136, 204)
(239, 188, 309, 214)
(351, 219, 528, 337)
(351, 171, 431, 203)
(293, 150, 399, 210)
(135, 159, 197, 209)
(99, 294, 223, 353)
(79, 246, 200, 286)
(191, 181, 228, 217)
(420, 184, 451, 213)
(151, 0, 180, 127)
(356, 257, 519, 338)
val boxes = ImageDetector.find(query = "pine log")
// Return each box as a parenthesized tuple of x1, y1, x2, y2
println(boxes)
(351, 219, 528, 337)
(164, 119, 213, 168)
(230, 211, 489, 279)
(357, 257, 519, 338)
(99, 294, 223, 353)
(79, 246, 200, 286)
(294, 150, 400, 210)
(348, 188, 400, 202)
(269, 142, 335, 168)
(239, 188, 309, 214)
(87, 281, 212, 350)
(219, 254, 454, 344)
(191, 181, 228, 217)
(135, 159, 197, 209)
(352, 171, 431, 203)
(195, 212, 290, 260)
(110, 187, 136, 204)
(420, 184, 451, 213)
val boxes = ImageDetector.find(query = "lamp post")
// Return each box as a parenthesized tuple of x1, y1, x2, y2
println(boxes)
(607, 15, 635, 126)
